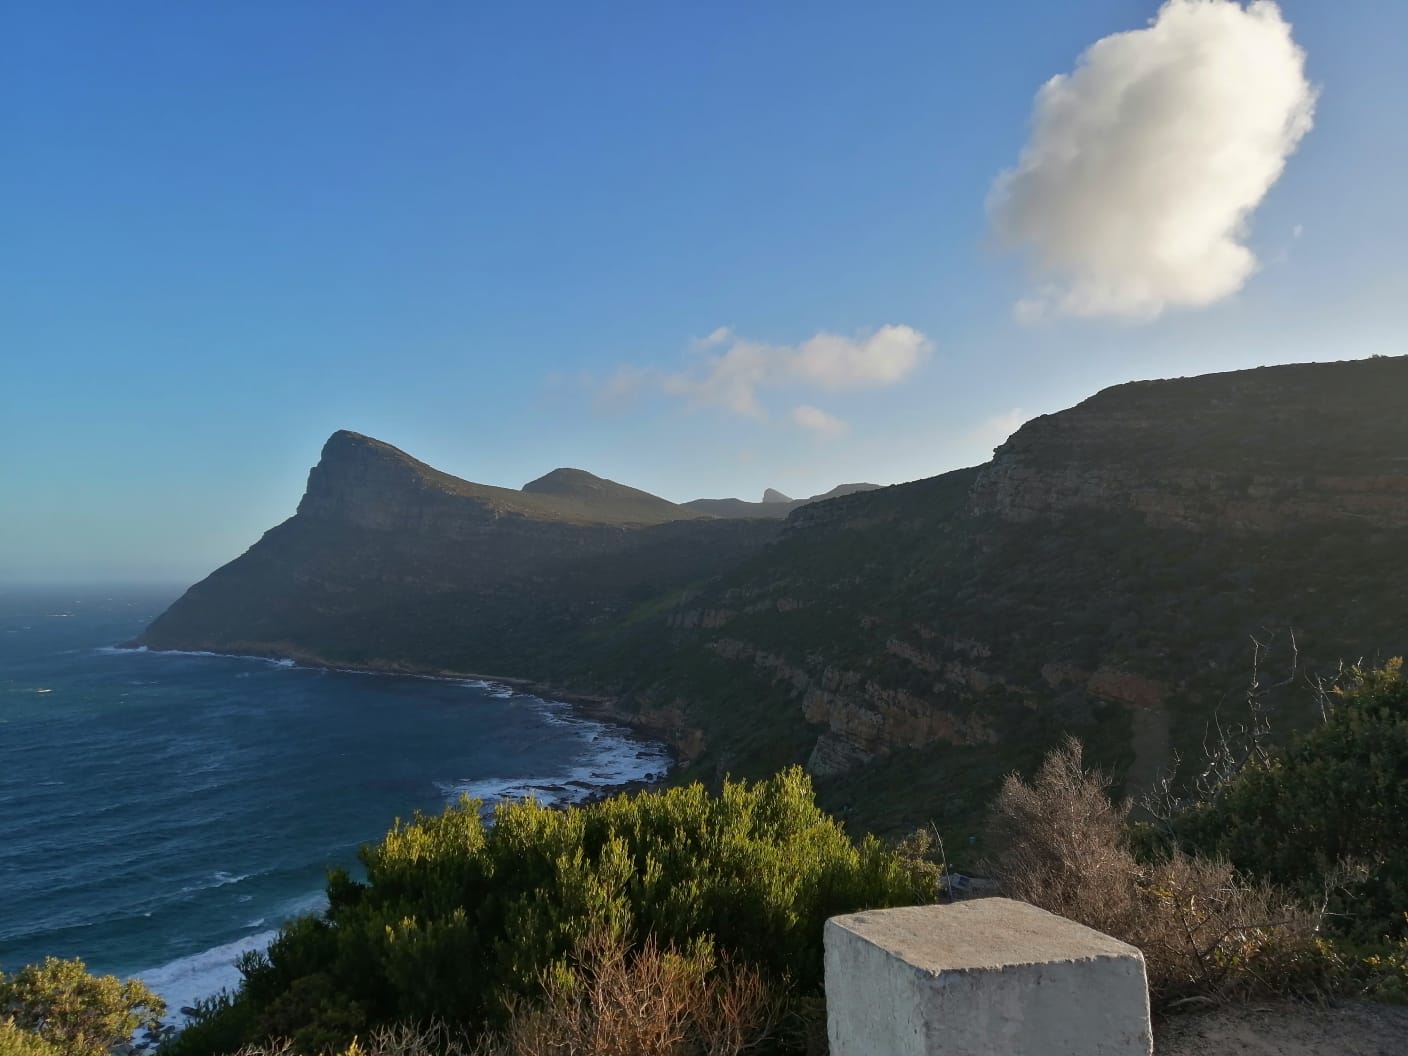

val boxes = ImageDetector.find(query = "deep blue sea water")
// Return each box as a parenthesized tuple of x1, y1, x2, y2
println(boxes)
(0, 587, 670, 1016)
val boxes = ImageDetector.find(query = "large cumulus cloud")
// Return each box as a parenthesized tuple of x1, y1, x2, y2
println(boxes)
(990, 0, 1317, 320)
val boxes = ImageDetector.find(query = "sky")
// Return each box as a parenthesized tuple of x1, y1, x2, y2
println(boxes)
(4, 1, 1406, 585)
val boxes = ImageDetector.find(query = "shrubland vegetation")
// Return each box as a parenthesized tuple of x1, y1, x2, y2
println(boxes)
(989, 659, 1408, 1008)
(10, 660, 1406, 1055)
(987, 738, 1330, 1005)
(1174, 659, 1408, 945)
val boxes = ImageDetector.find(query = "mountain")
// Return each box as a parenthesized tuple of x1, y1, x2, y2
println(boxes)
(140, 431, 775, 674)
(519, 466, 702, 524)
(684, 483, 882, 519)
(140, 357, 1408, 836)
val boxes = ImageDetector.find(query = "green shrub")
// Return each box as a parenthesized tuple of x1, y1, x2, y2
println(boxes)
(0, 1020, 61, 1056)
(472, 929, 784, 1056)
(0, 958, 164, 1056)
(175, 768, 930, 1055)
(1177, 659, 1408, 942)
(985, 738, 1325, 1007)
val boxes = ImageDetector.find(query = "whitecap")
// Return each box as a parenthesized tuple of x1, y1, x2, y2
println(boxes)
(136, 929, 278, 1025)
(97, 645, 297, 670)
(180, 871, 251, 894)
(436, 695, 672, 810)
(135, 890, 329, 1027)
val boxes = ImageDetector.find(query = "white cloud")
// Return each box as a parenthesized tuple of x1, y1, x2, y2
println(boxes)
(789, 404, 850, 436)
(591, 365, 650, 412)
(604, 324, 932, 427)
(692, 326, 735, 350)
(990, 0, 1316, 321)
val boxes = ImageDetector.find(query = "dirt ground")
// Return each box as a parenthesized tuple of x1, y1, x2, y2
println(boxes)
(1155, 1000, 1408, 1055)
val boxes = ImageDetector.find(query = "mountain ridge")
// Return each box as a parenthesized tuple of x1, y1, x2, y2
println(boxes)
(684, 483, 883, 519)
(140, 356, 1408, 834)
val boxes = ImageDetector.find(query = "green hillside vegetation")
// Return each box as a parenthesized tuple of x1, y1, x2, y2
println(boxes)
(597, 473, 1403, 842)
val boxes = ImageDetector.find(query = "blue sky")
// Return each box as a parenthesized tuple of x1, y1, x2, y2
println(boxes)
(4, 1, 1405, 585)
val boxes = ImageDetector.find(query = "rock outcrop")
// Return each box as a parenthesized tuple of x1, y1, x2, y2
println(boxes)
(971, 357, 1408, 531)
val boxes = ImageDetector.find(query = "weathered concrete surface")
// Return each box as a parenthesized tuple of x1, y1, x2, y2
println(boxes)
(825, 898, 1152, 1056)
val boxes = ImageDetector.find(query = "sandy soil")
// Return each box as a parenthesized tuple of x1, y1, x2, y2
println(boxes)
(1156, 1000, 1408, 1055)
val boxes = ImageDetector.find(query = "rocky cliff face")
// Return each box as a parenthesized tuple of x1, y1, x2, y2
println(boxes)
(141, 358, 1408, 835)
(971, 357, 1408, 530)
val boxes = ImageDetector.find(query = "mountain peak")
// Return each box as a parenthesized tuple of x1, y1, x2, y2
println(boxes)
(762, 488, 793, 504)
(521, 468, 697, 522)
(321, 430, 416, 464)
(300, 437, 701, 527)
(522, 468, 614, 496)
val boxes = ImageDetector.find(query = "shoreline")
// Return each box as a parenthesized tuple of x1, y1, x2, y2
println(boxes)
(110, 639, 680, 802)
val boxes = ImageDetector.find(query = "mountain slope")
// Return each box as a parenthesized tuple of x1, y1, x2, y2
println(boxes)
(603, 356, 1408, 832)
(140, 431, 774, 671)
(140, 357, 1408, 836)
(520, 466, 703, 524)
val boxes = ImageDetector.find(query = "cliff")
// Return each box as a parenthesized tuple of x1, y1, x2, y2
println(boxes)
(141, 357, 1408, 834)
(971, 357, 1408, 529)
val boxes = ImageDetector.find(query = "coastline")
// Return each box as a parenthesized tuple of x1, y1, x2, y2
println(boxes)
(111, 639, 679, 802)
(65, 636, 675, 1031)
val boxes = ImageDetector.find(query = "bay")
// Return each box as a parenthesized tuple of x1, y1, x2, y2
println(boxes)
(0, 586, 669, 1014)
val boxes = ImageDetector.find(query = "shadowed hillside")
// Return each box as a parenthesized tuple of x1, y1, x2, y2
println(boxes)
(141, 357, 1408, 835)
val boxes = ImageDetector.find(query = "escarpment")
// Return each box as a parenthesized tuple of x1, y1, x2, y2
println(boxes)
(142, 357, 1408, 833)
(970, 357, 1408, 530)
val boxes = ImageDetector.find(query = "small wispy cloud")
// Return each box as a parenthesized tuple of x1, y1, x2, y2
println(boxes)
(789, 404, 850, 436)
(990, 0, 1317, 321)
(691, 326, 735, 350)
(593, 324, 932, 432)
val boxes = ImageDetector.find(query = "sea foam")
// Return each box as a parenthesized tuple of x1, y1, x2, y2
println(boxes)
(136, 891, 330, 1024)
(436, 694, 672, 808)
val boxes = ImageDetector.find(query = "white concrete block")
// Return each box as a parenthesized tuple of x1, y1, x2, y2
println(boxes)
(825, 898, 1152, 1056)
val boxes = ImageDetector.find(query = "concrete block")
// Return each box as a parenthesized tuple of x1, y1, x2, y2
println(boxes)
(825, 898, 1152, 1055)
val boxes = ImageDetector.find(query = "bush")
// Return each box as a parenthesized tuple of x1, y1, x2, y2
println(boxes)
(474, 930, 783, 1056)
(0, 958, 164, 1056)
(986, 738, 1325, 1006)
(1176, 659, 1408, 942)
(177, 768, 930, 1054)
(0, 1020, 61, 1056)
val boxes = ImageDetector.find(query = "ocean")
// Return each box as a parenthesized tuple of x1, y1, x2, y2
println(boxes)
(0, 587, 671, 1017)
